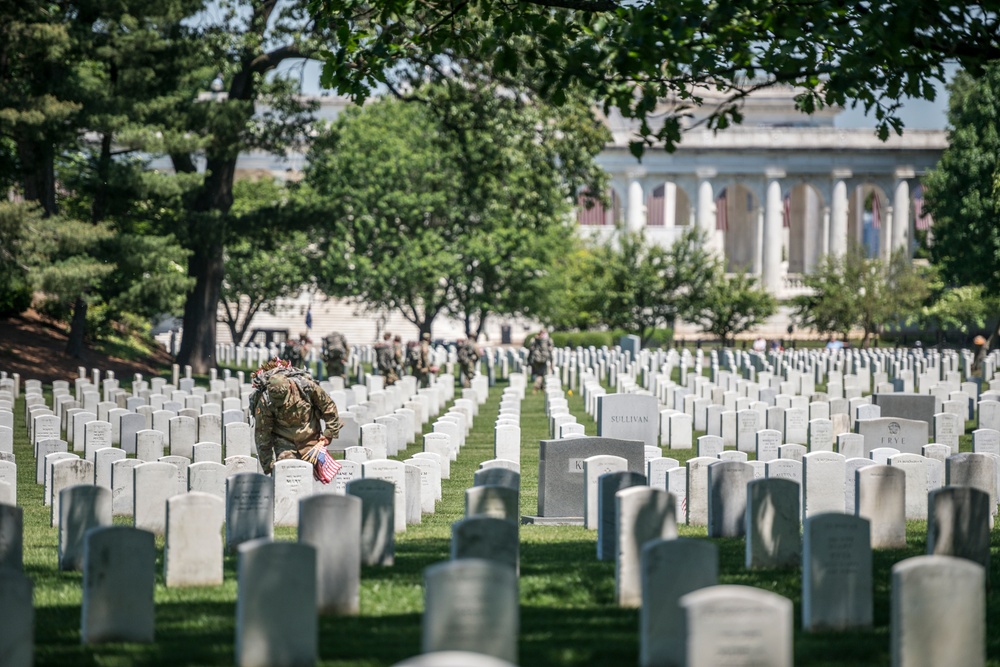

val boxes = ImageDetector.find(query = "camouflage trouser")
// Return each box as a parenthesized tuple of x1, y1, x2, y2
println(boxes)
(531, 362, 548, 390)
(460, 362, 476, 387)
(326, 360, 346, 380)
(262, 440, 309, 475)
(384, 368, 399, 386)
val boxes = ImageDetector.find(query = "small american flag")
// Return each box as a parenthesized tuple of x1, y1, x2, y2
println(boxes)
(913, 185, 934, 230)
(715, 189, 728, 231)
(303, 443, 342, 484)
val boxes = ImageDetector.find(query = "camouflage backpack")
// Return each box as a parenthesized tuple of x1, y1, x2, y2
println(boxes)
(324, 333, 347, 360)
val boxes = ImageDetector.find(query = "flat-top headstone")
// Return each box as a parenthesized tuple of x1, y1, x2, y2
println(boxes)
(597, 394, 659, 447)
(946, 453, 997, 515)
(679, 585, 793, 667)
(536, 436, 644, 519)
(856, 417, 929, 456)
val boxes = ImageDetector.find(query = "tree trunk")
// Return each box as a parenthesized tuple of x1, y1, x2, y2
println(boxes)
(17, 138, 57, 215)
(176, 240, 225, 373)
(66, 296, 87, 358)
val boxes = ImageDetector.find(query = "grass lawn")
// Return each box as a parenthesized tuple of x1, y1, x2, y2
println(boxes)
(11, 375, 1000, 666)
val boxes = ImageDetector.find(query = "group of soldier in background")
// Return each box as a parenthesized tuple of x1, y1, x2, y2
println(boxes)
(285, 327, 489, 389)
(376, 331, 437, 388)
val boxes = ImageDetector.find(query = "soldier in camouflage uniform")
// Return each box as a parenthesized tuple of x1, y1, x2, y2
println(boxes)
(393, 335, 405, 378)
(528, 329, 554, 391)
(322, 332, 349, 380)
(456, 338, 480, 388)
(376, 332, 399, 386)
(251, 360, 342, 475)
(414, 332, 433, 388)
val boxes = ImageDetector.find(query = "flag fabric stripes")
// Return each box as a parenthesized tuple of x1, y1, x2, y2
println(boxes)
(782, 194, 791, 228)
(715, 189, 728, 231)
(647, 186, 665, 226)
(914, 185, 934, 230)
(576, 192, 606, 225)
(303, 443, 342, 484)
(871, 193, 881, 229)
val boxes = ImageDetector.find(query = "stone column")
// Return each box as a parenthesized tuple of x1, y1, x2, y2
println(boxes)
(821, 206, 831, 259)
(763, 179, 783, 292)
(697, 173, 717, 253)
(830, 176, 850, 257)
(664, 182, 677, 229)
(892, 179, 910, 256)
(626, 177, 645, 233)
(880, 203, 894, 264)
(753, 207, 764, 276)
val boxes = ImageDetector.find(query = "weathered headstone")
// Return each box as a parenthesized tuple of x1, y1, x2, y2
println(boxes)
(640, 539, 717, 667)
(679, 585, 793, 667)
(235, 540, 317, 667)
(597, 394, 659, 447)
(346, 478, 395, 566)
(225, 473, 274, 550)
(891, 556, 985, 667)
(164, 492, 224, 587)
(802, 513, 872, 631)
(535, 436, 644, 520)
(927, 486, 991, 574)
(299, 494, 362, 615)
(855, 465, 906, 548)
(58, 485, 112, 571)
(81, 527, 155, 644)
(422, 559, 519, 664)
(746, 478, 800, 569)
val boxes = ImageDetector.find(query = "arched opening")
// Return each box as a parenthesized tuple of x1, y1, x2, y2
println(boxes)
(645, 182, 692, 227)
(849, 183, 888, 258)
(786, 183, 825, 274)
(576, 189, 621, 226)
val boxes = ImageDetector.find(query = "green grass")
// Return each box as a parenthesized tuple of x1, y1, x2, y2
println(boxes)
(11, 377, 1000, 665)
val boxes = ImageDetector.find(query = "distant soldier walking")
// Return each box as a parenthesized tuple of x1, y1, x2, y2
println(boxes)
(528, 329, 554, 391)
(456, 338, 480, 388)
(322, 332, 349, 381)
(250, 359, 342, 476)
(414, 332, 434, 388)
(376, 332, 399, 386)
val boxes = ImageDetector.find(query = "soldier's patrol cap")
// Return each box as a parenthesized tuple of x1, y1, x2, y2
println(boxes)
(267, 374, 292, 404)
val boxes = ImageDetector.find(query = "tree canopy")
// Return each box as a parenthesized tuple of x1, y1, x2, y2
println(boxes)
(925, 63, 1000, 340)
(307, 80, 607, 339)
(310, 0, 999, 153)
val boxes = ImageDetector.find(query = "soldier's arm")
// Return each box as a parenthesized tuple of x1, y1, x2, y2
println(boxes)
(254, 402, 276, 474)
(312, 383, 343, 441)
